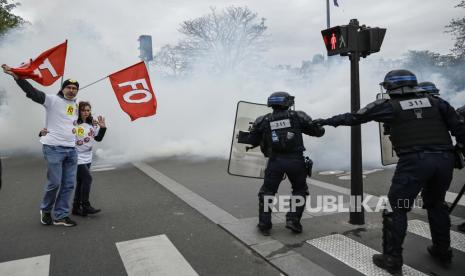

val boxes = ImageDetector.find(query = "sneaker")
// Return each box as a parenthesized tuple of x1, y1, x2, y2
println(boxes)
(40, 210, 53, 225)
(53, 217, 77, 227)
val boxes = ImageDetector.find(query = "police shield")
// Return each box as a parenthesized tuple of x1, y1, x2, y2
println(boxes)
(377, 93, 399, 165)
(228, 101, 272, 178)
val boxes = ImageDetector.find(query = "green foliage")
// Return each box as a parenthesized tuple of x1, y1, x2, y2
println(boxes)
(0, 0, 24, 36)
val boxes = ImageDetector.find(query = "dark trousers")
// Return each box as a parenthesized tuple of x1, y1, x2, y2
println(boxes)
(258, 156, 309, 227)
(385, 151, 454, 256)
(74, 163, 92, 205)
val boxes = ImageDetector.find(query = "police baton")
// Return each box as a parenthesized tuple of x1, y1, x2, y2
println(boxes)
(449, 182, 465, 213)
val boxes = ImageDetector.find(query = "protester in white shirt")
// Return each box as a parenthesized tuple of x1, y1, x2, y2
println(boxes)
(72, 101, 106, 216)
(3, 64, 79, 227)
(41, 101, 106, 216)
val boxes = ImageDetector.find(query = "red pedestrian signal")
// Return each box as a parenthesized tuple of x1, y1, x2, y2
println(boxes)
(321, 26, 349, 56)
(321, 23, 386, 57)
(331, 33, 337, 50)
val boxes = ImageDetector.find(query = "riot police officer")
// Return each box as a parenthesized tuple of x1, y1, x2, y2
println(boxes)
(455, 105, 465, 233)
(411, 81, 465, 234)
(418, 81, 440, 97)
(316, 70, 465, 273)
(238, 91, 325, 236)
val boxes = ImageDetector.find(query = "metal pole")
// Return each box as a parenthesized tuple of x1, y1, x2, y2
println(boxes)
(326, 0, 330, 28)
(349, 19, 365, 225)
(79, 75, 109, 91)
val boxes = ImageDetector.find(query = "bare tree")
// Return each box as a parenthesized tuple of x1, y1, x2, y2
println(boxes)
(446, 1, 465, 59)
(154, 44, 190, 76)
(155, 6, 268, 75)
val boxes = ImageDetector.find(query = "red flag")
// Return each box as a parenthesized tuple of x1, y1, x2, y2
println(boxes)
(108, 62, 157, 121)
(11, 40, 67, 86)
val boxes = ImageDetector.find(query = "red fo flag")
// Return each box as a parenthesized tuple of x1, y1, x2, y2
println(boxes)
(108, 62, 157, 121)
(11, 40, 67, 86)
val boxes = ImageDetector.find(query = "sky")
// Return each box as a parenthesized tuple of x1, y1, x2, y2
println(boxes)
(11, 0, 462, 66)
(0, 0, 463, 169)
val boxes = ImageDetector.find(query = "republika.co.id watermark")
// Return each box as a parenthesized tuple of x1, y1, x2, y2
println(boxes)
(263, 195, 424, 213)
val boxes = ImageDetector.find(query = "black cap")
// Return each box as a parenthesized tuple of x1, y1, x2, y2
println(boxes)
(62, 79, 79, 90)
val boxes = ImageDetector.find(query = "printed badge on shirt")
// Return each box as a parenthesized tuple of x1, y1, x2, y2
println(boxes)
(76, 126, 85, 138)
(66, 104, 75, 116)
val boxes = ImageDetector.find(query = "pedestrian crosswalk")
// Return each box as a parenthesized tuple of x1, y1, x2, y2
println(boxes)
(408, 219, 465, 253)
(307, 234, 426, 276)
(0, 255, 50, 276)
(0, 235, 198, 276)
(3, 218, 463, 276)
(116, 234, 198, 276)
(306, 219, 465, 276)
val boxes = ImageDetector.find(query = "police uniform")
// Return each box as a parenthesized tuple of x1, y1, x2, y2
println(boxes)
(320, 70, 465, 273)
(455, 105, 465, 233)
(242, 92, 325, 235)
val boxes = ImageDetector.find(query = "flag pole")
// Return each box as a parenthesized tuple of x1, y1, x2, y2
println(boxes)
(79, 75, 109, 91)
(61, 40, 68, 87)
(326, 0, 330, 28)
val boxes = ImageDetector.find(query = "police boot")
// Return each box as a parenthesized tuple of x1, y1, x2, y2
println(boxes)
(258, 197, 272, 236)
(82, 202, 101, 215)
(285, 220, 302, 233)
(427, 245, 452, 268)
(285, 195, 306, 233)
(373, 211, 403, 275)
(72, 202, 87, 217)
(285, 207, 304, 233)
(426, 203, 452, 267)
(372, 254, 403, 275)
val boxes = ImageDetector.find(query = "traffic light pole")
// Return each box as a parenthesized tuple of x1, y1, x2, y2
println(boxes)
(349, 19, 365, 225)
(321, 18, 386, 225)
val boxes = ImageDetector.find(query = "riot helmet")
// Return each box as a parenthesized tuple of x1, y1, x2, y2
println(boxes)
(380, 70, 420, 95)
(267, 91, 295, 109)
(418, 81, 440, 96)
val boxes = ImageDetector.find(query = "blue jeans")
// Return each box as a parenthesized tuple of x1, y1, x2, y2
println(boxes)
(41, 145, 78, 219)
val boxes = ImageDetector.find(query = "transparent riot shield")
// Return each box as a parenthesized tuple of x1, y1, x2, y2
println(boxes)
(377, 93, 399, 165)
(228, 101, 272, 178)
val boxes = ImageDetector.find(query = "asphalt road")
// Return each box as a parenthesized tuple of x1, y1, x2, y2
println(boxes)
(1, 155, 464, 276)
(0, 156, 279, 276)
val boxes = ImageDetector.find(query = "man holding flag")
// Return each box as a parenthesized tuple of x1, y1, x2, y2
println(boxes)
(2, 41, 80, 227)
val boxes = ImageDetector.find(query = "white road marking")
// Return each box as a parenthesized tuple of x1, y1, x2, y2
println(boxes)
(318, 170, 345, 176)
(91, 167, 116, 172)
(408, 219, 465, 252)
(0, 255, 50, 276)
(446, 191, 465, 207)
(307, 234, 426, 276)
(116, 234, 198, 276)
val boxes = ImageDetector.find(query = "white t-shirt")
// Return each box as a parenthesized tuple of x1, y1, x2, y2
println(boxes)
(76, 122, 99, 165)
(39, 94, 78, 148)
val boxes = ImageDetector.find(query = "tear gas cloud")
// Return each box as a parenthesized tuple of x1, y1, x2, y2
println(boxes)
(0, 0, 462, 170)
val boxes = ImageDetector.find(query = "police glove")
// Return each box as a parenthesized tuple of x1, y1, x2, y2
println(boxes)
(237, 131, 250, 144)
(312, 118, 327, 126)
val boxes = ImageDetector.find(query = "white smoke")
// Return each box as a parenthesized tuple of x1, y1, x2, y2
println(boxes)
(0, 0, 462, 170)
